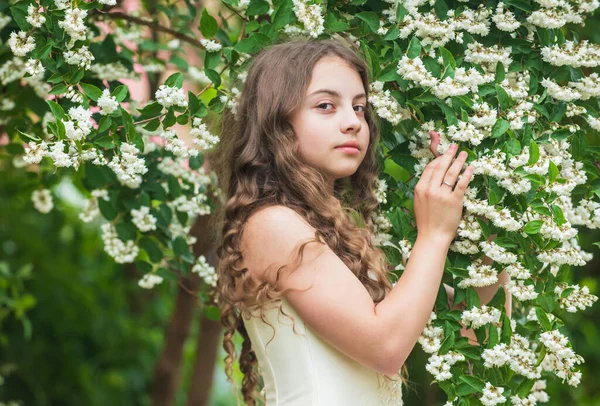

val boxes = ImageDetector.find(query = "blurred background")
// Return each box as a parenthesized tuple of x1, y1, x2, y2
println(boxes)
(1, 1, 600, 405)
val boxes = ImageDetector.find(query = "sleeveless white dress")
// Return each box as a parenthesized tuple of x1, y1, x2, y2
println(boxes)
(242, 297, 404, 406)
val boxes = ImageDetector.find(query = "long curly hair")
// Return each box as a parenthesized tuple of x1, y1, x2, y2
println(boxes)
(208, 37, 408, 405)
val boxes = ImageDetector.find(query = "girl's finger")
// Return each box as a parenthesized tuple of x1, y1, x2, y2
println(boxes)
(454, 166, 474, 194)
(429, 131, 442, 158)
(430, 144, 458, 187)
(441, 151, 468, 191)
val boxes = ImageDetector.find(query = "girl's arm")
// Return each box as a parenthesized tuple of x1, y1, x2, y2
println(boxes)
(242, 143, 473, 376)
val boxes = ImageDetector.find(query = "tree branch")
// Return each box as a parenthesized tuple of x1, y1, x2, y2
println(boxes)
(99, 11, 207, 50)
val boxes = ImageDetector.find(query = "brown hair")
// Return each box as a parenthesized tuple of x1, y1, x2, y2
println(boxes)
(208, 37, 407, 405)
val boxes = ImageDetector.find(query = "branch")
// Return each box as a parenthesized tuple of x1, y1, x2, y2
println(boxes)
(99, 11, 207, 51)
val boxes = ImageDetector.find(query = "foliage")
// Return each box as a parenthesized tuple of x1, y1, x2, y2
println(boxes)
(1, 0, 600, 404)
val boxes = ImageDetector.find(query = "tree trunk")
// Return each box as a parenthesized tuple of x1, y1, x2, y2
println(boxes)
(186, 311, 222, 406)
(150, 273, 201, 406)
(150, 209, 218, 406)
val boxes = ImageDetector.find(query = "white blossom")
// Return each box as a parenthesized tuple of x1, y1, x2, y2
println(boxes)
(200, 38, 222, 52)
(101, 223, 139, 263)
(26, 5, 46, 28)
(368, 81, 410, 124)
(138, 273, 164, 289)
(155, 85, 188, 108)
(107, 143, 148, 188)
(481, 382, 507, 406)
(131, 206, 157, 232)
(58, 8, 88, 42)
(190, 117, 220, 151)
(291, 0, 324, 38)
(8, 31, 36, 57)
(192, 255, 218, 287)
(32, 189, 53, 213)
(97, 89, 119, 115)
(64, 46, 94, 70)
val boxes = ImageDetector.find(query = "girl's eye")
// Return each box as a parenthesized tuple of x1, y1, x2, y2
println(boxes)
(316, 102, 334, 110)
(354, 105, 365, 113)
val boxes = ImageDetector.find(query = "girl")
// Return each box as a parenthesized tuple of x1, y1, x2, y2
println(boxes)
(211, 38, 475, 405)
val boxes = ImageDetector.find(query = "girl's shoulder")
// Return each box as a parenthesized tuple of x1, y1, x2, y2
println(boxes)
(240, 204, 321, 284)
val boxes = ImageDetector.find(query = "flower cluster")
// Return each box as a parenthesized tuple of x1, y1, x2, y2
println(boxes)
(461, 305, 501, 329)
(101, 223, 139, 264)
(554, 283, 598, 313)
(457, 259, 499, 288)
(97, 89, 119, 115)
(539, 330, 584, 386)
(138, 273, 163, 289)
(368, 81, 410, 125)
(425, 351, 466, 381)
(155, 85, 188, 108)
(291, 0, 324, 38)
(191, 255, 217, 287)
(31, 189, 53, 213)
(190, 118, 220, 151)
(8, 31, 36, 57)
(482, 334, 542, 380)
(106, 143, 149, 188)
(131, 206, 158, 232)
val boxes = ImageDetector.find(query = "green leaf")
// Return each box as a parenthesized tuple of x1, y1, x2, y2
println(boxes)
(144, 118, 161, 131)
(204, 68, 221, 87)
(137, 101, 164, 117)
(501, 312, 512, 343)
(495, 84, 510, 110)
(550, 102, 566, 122)
(466, 287, 480, 309)
(80, 83, 103, 101)
(200, 8, 219, 38)
(523, 219, 544, 234)
(459, 375, 486, 392)
(98, 199, 118, 221)
(246, 0, 270, 16)
(552, 205, 566, 226)
(112, 85, 129, 102)
(487, 322, 499, 348)
(173, 236, 195, 264)
(17, 130, 41, 143)
(439, 330, 455, 355)
(433, 0, 449, 20)
(491, 119, 510, 138)
(535, 307, 552, 331)
(140, 237, 163, 263)
(272, 0, 296, 30)
(10, 4, 29, 31)
(548, 160, 559, 182)
(204, 305, 221, 320)
(49, 84, 68, 95)
(165, 72, 184, 89)
(356, 11, 380, 33)
(407, 37, 422, 59)
(495, 62, 505, 83)
(528, 141, 540, 165)
(115, 221, 137, 241)
(439, 47, 455, 69)
(46, 100, 66, 120)
(189, 154, 205, 170)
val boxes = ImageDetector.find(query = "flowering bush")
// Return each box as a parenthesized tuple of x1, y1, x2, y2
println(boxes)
(1, 0, 599, 404)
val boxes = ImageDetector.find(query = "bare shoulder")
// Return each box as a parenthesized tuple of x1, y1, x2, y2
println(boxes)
(240, 205, 324, 284)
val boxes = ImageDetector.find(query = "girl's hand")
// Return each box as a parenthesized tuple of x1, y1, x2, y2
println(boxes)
(413, 131, 474, 242)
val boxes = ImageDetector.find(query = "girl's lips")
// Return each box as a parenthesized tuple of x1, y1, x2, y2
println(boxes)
(335, 146, 360, 154)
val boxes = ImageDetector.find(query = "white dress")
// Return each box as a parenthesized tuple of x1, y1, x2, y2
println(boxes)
(242, 297, 404, 406)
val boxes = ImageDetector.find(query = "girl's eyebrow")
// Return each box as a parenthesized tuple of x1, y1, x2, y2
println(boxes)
(308, 89, 367, 101)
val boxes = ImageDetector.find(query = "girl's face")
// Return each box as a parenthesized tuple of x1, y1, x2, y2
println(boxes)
(289, 55, 370, 191)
